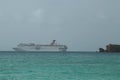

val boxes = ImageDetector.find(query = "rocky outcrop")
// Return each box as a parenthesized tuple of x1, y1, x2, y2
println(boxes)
(99, 44, 120, 52)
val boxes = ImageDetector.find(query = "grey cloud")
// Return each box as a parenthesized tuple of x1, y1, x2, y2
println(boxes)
(0, 0, 120, 51)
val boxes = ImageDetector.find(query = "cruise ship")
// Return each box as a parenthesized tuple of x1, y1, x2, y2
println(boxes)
(13, 40, 67, 52)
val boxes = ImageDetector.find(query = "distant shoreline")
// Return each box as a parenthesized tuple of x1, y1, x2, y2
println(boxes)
(0, 51, 120, 54)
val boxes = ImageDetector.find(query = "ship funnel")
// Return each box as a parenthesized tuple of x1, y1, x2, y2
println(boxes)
(50, 40, 56, 45)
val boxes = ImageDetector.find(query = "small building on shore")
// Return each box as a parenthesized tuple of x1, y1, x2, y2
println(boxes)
(99, 44, 120, 52)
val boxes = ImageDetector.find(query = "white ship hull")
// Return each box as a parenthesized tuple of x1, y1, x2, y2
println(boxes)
(13, 45, 67, 52)
(13, 40, 67, 52)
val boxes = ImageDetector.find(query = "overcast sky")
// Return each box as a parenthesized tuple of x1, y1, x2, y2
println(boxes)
(0, 0, 120, 51)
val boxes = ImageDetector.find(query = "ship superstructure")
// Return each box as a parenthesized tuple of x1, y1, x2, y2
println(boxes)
(13, 40, 67, 52)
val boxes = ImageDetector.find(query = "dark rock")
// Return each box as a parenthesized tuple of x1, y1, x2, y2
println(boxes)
(99, 48, 105, 52)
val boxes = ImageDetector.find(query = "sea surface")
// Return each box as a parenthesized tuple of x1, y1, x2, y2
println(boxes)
(0, 51, 120, 80)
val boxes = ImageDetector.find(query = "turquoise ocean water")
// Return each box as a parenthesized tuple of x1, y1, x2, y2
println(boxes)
(0, 51, 120, 80)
